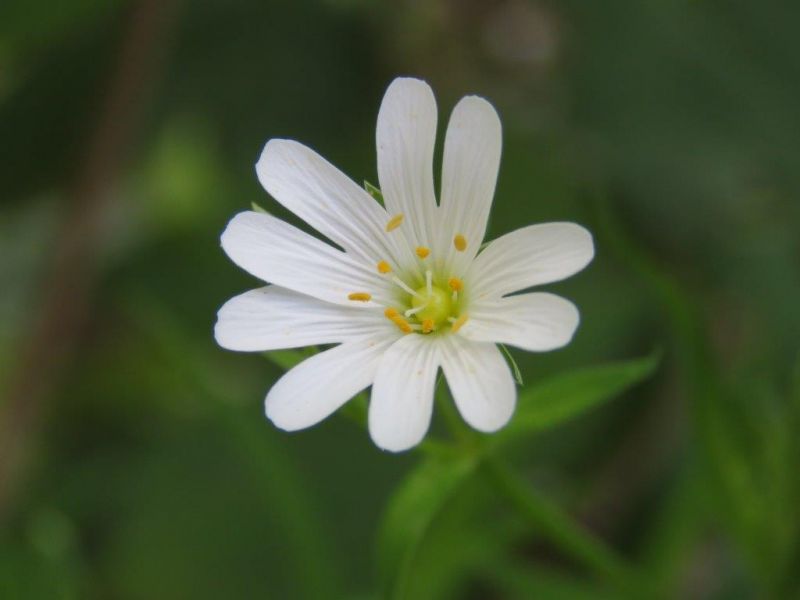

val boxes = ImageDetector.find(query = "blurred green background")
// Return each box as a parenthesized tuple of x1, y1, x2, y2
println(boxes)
(1, 0, 799, 598)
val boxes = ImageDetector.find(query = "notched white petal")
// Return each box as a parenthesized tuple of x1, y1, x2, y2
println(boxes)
(369, 334, 439, 452)
(438, 95, 502, 268)
(460, 292, 580, 352)
(256, 139, 401, 266)
(266, 336, 394, 432)
(469, 222, 594, 299)
(440, 336, 516, 432)
(220, 210, 390, 306)
(376, 77, 438, 249)
(214, 286, 386, 352)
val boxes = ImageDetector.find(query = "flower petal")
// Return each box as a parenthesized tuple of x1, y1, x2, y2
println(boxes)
(468, 222, 594, 299)
(437, 95, 502, 273)
(376, 77, 438, 249)
(215, 286, 389, 352)
(369, 334, 439, 452)
(266, 335, 394, 431)
(440, 335, 516, 432)
(220, 211, 391, 306)
(256, 139, 406, 268)
(459, 292, 580, 352)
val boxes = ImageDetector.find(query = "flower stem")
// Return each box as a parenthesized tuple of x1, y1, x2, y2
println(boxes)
(482, 457, 649, 597)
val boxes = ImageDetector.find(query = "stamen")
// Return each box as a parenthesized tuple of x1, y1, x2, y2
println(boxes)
(450, 313, 468, 333)
(422, 318, 435, 334)
(415, 246, 430, 259)
(426, 270, 433, 296)
(453, 234, 467, 252)
(390, 314, 413, 334)
(384, 306, 412, 333)
(385, 213, 404, 232)
(347, 292, 371, 302)
(392, 276, 422, 298)
(448, 277, 463, 292)
(404, 304, 427, 318)
(377, 260, 392, 274)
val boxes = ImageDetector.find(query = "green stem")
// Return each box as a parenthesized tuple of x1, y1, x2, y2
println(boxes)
(483, 457, 648, 597)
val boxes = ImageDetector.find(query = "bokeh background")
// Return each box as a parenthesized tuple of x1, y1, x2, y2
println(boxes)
(1, 0, 799, 598)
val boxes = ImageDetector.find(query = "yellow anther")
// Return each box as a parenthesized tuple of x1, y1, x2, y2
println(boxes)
(348, 292, 372, 302)
(391, 315, 412, 334)
(448, 277, 463, 292)
(450, 313, 468, 333)
(377, 260, 392, 274)
(384, 307, 399, 318)
(422, 319, 435, 334)
(453, 234, 467, 252)
(415, 246, 430, 259)
(385, 213, 404, 232)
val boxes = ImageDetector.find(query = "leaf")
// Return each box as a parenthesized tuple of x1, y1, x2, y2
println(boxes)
(497, 352, 660, 444)
(363, 180, 384, 205)
(262, 347, 317, 371)
(488, 561, 618, 600)
(499, 344, 523, 386)
(377, 454, 478, 600)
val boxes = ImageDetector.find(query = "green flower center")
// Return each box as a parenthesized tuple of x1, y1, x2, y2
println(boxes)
(411, 284, 453, 328)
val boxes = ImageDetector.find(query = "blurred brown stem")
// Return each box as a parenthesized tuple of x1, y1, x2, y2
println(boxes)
(0, 0, 179, 523)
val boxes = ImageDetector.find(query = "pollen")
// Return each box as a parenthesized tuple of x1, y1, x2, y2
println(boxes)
(385, 213, 404, 232)
(422, 318, 435, 334)
(415, 246, 430, 259)
(448, 277, 463, 292)
(383, 307, 412, 333)
(453, 234, 467, 252)
(450, 313, 468, 333)
(348, 292, 372, 302)
(377, 260, 392, 274)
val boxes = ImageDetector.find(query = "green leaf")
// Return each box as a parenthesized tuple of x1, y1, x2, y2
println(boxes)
(488, 561, 618, 600)
(377, 454, 478, 600)
(499, 344, 523, 386)
(262, 347, 318, 371)
(497, 352, 660, 444)
(363, 180, 384, 205)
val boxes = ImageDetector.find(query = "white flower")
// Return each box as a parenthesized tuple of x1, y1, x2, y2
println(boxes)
(215, 77, 594, 452)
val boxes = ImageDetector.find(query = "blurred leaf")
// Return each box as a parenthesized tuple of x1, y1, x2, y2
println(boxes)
(488, 561, 617, 600)
(377, 454, 478, 600)
(0, 542, 81, 600)
(338, 392, 368, 427)
(496, 352, 660, 445)
(263, 347, 318, 371)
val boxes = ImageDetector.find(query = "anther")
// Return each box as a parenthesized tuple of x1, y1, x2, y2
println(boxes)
(448, 277, 463, 292)
(384, 307, 399, 318)
(391, 315, 413, 334)
(415, 246, 430, 259)
(385, 213, 404, 232)
(377, 260, 392, 274)
(453, 234, 467, 252)
(422, 319, 435, 334)
(347, 292, 371, 302)
(450, 314, 468, 333)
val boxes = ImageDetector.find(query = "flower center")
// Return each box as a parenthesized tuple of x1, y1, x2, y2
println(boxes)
(347, 215, 470, 335)
(410, 284, 452, 328)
